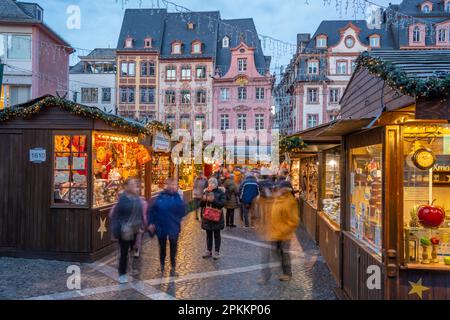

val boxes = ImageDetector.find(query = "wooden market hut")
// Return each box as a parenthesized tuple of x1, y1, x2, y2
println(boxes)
(299, 50, 450, 300)
(0, 95, 166, 262)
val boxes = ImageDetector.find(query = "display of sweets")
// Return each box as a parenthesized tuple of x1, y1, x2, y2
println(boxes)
(70, 189, 87, 205)
(322, 198, 341, 224)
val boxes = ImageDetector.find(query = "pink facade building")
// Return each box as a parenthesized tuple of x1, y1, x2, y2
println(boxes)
(213, 41, 272, 134)
(0, 1, 72, 109)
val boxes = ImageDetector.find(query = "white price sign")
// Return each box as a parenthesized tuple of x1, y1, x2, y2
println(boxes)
(30, 148, 46, 163)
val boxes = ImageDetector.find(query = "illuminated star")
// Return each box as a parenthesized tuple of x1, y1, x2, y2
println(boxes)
(408, 278, 430, 300)
(97, 218, 107, 240)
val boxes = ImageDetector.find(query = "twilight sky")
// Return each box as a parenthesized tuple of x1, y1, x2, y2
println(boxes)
(40, 0, 397, 69)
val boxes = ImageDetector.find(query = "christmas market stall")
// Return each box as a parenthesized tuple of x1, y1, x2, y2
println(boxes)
(334, 50, 450, 300)
(0, 95, 157, 262)
(283, 133, 342, 282)
(149, 130, 173, 197)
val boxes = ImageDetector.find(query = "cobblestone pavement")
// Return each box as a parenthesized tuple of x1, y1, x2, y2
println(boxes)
(0, 212, 337, 300)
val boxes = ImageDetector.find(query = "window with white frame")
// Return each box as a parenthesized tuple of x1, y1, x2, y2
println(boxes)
(120, 87, 135, 103)
(238, 58, 247, 72)
(102, 88, 111, 103)
(330, 88, 340, 104)
(255, 114, 265, 130)
(307, 88, 318, 104)
(140, 87, 155, 104)
(172, 42, 182, 54)
(120, 61, 135, 77)
(196, 65, 207, 79)
(196, 90, 206, 104)
(141, 61, 155, 77)
(5, 34, 31, 59)
(223, 36, 230, 48)
(369, 35, 380, 47)
(438, 28, 447, 43)
(192, 42, 202, 54)
(220, 114, 230, 131)
(308, 60, 319, 75)
(165, 90, 176, 105)
(195, 114, 206, 129)
(166, 115, 176, 127)
(238, 87, 247, 101)
(413, 26, 421, 42)
(81, 88, 98, 103)
(166, 66, 176, 81)
(307, 114, 319, 128)
(237, 114, 247, 130)
(337, 61, 347, 75)
(180, 115, 191, 130)
(256, 88, 265, 100)
(125, 37, 133, 48)
(181, 66, 191, 81)
(181, 90, 191, 104)
(220, 88, 230, 101)
(316, 36, 327, 48)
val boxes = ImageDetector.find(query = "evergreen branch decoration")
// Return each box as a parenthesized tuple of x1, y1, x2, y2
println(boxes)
(0, 95, 172, 136)
(356, 52, 450, 99)
(280, 135, 307, 154)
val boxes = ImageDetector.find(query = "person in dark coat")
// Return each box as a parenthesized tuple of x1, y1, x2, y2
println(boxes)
(147, 178, 187, 277)
(110, 178, 144, 284)
(239, 173, 260, 227)
(201, 177, 226, 260)
(223, 173, 239, 228)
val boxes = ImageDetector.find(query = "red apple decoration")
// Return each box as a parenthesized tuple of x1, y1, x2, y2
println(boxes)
(417, 202, 445, 228)
(431, 237, 440, 245)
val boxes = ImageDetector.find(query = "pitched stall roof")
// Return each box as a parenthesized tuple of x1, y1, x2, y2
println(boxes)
(0, 95, 148, 134)
(216, 18, 268, 75)
(355, 50, 450, 98)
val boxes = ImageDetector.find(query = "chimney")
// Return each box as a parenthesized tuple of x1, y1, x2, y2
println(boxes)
(297, 33, 310, 53)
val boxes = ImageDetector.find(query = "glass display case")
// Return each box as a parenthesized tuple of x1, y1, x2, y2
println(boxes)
(403, 125, 450, 267)
(179, 161, 194, 190)
(322, 148, 341, 226)
(151, 153, 171, 194)
(92, 133, 148, 208)
(300, 156, 319, 209)
(291, 160, 300, 193)
(350, 144, 383, 256)
(53, 134, 88, 207)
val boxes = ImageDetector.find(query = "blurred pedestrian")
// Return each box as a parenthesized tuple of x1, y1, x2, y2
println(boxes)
(201, 177, 226, 260)
(239, 172, 260, 228)
(193, 172, 208, 220)
(147, 178, 187, 277)
(110, 178, 145, 284)
(257, 181, 299, 284)
(223, 173, 239, 228)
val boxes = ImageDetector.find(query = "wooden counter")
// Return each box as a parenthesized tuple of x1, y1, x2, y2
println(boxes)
(301, 198, 318, 243)
(317, 211, 341, 283)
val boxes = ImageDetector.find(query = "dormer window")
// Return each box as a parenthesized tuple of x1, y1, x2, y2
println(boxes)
(187, 22, 195, 30)
(345, 36, 355, 48)
(420, 1, 432, 13)
(316, 35, 327, 48)
(144, 37, 152, 48)
(172, 42, 182, 54)
(446, 0, 450, 12)
(369, 34, 381, 48)
(125, 36, 133, 48)
(413, 26, 421, 42)
(222, 36, 230, 48)
(307, 60, 319, 75)
(192, 41, 202, 54)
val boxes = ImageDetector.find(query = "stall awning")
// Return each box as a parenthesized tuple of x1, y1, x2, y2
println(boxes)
(289, 118, 374, 152)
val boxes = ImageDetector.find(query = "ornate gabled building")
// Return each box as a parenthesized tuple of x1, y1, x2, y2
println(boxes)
(275, 0, 450, 134)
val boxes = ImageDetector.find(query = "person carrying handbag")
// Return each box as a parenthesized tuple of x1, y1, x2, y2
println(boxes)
(110, 178, 143, 284)
(201, 177, 226, 260)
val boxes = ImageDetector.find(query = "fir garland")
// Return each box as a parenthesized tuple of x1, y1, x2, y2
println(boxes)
(280, 135, 307, 154)
(356, 52, 450, 99)
(0, 95, 172, 136)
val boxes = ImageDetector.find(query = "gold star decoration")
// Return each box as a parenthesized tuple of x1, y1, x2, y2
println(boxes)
(97, 217, 107, 240)
(408, 278, 430, 300)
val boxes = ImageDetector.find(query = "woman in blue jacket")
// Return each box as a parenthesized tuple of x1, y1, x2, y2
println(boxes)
(147, 178, 186, 277)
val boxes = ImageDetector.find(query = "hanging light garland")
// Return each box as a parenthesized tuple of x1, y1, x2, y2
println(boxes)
(0, 95, 172, 136)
